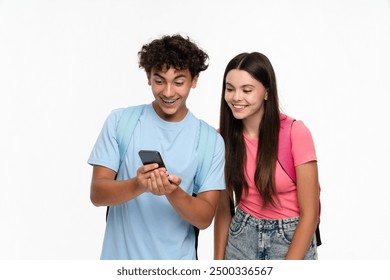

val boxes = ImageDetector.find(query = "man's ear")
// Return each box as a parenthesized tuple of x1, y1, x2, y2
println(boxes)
(147, 73, 151, 85)
(191, 75, 199, 88)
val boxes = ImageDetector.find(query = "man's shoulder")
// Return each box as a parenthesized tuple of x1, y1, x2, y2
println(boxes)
(107, 104, 149, 122)
(115, 103, 148, 114)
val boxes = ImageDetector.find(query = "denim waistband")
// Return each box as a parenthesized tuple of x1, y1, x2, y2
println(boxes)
(235, 207, 299, 230)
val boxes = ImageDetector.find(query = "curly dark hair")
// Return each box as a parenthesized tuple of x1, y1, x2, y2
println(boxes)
(138, 34, 209, 78)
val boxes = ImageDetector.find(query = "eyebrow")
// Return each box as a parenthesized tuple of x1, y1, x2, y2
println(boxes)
(226, 82, 254, 88)
(153, 73, 187, 80)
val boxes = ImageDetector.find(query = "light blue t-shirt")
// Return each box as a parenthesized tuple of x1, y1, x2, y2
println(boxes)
(88, 103, 225, 260)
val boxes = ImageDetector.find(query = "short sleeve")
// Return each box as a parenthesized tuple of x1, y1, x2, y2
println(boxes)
(87, 108, 124, 172)
(197, 134, 226, 193)
(291, 120, 317, 167)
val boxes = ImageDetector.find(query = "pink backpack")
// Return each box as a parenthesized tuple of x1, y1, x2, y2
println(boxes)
(278, 114, 322, 246)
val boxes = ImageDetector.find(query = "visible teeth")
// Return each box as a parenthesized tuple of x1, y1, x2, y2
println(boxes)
(233, 105, 245, 109)
(163, 99, 175, 104)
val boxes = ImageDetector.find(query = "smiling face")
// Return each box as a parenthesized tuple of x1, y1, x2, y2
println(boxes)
(148, 66, 198, 122)
(224, 69, 268, 128)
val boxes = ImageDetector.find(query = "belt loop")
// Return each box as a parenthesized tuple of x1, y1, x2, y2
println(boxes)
(243, 213, 250, 225)
(278, 219, 283, 230)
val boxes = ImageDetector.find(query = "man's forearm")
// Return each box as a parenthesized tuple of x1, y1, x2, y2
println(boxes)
(166, 188, 219, 229)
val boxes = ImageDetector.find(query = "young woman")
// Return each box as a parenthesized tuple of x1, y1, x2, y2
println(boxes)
(214, 52, 320, 260)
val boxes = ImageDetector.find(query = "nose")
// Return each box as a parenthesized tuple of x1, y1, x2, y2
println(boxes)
(163, 83, 175, 98)
(232, 90, 243, 101)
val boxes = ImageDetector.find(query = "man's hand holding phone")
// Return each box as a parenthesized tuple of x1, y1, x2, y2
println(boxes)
(138, 150, 181, 195)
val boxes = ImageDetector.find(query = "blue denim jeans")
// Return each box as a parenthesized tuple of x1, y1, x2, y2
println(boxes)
(224, 208, 317, 260)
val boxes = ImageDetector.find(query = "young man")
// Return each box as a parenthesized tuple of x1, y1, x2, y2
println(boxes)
(88, 34, 225, 260)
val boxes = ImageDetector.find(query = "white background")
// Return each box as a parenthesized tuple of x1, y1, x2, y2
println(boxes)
(1, 0, 389, 260)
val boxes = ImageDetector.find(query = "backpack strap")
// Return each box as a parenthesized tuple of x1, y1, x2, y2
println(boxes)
(106, 105, 145, 222)
(116, 104, 146, 166)
(193, 120, 218, 195)
(192, 119, 217, 259)
(278, 114, 296, 183)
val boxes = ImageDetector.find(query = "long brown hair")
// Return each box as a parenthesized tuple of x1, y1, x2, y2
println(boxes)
(219, 52, 280, 206)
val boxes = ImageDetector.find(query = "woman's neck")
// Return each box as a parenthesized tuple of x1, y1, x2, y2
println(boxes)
(242, 117, 261, 138)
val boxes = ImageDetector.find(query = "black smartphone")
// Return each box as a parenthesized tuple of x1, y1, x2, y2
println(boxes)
(138, 150, 166, 168)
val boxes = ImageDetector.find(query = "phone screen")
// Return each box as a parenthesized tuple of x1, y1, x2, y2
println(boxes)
(138, 150, 166, 168)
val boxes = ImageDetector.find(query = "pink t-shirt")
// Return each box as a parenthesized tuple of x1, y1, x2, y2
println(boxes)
(240, 120, 317, 219)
